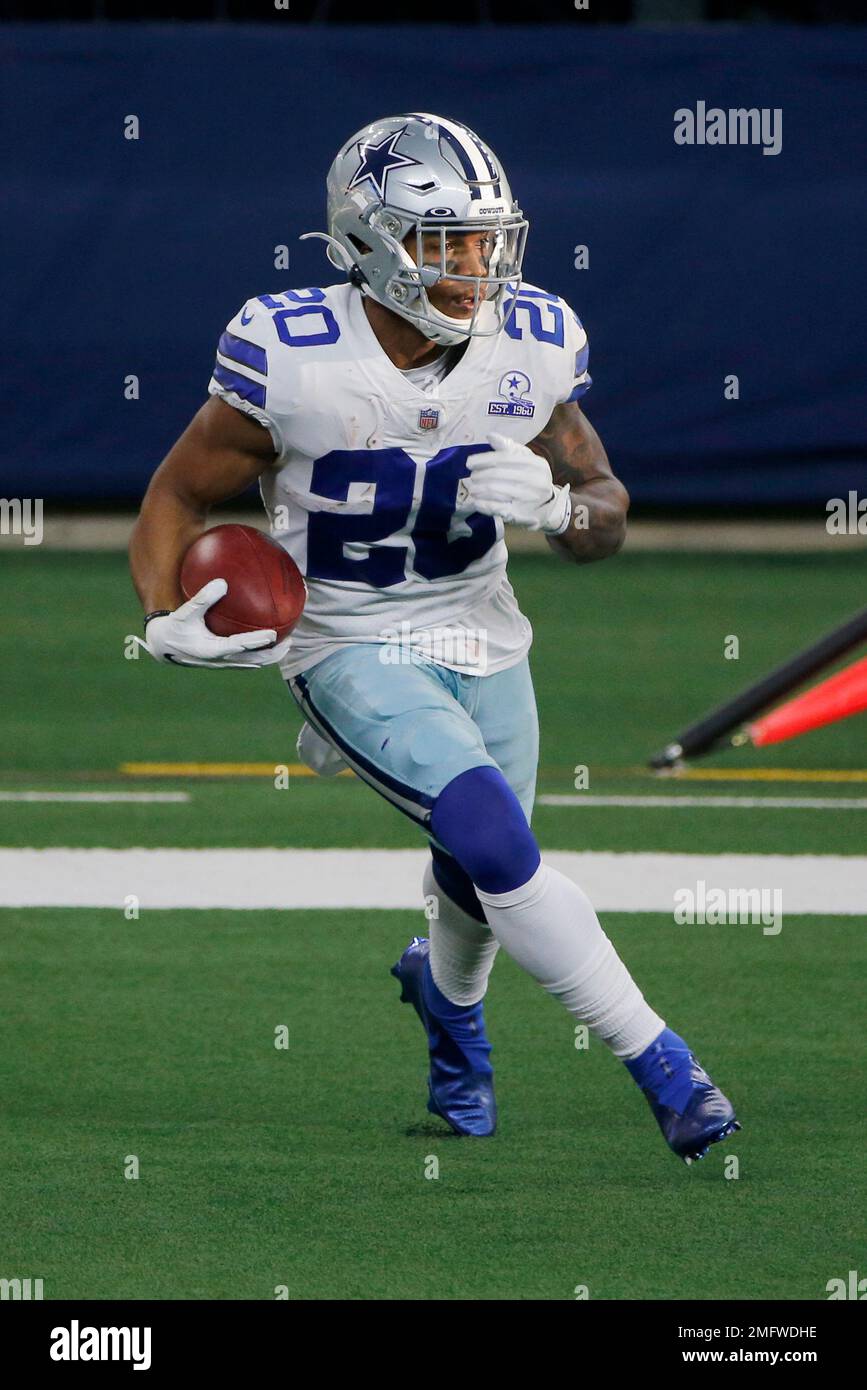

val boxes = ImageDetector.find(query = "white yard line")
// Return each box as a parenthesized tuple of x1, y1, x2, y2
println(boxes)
(538, 795, 867, 810)
(0, 849, 864, 913)
(0, 792, 190, 804)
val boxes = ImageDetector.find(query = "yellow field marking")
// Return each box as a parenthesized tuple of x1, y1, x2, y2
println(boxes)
(665, 768, 867, 784)
(120, 761, 867, 785)
(120, 761, 352, 778)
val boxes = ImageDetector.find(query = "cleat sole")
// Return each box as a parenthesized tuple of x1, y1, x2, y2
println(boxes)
(681, 1118, 742, 1164)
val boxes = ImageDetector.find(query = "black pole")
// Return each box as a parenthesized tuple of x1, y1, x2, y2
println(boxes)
(649, 604, 867, 769)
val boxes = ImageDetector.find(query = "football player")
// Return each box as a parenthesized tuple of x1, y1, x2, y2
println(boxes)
(130, 114, 740, 1163)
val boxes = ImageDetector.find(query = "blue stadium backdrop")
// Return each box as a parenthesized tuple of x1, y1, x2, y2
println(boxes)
(3, 23, 866, 507)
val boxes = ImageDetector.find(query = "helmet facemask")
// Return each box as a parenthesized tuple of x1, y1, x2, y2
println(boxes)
(365, 210, 528, 346)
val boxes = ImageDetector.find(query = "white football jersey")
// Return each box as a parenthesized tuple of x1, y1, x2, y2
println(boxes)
(207, 281, 590, 677)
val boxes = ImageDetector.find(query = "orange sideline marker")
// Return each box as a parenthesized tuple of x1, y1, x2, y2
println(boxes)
(748, 656, 867, 747)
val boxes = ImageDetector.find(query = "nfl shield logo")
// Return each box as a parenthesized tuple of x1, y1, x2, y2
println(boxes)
(418, 407, 440, 431)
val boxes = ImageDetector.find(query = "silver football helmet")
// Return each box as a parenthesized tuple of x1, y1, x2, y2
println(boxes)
(302, 113, 528, 346)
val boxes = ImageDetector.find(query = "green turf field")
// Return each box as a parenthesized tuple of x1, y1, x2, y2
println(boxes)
(0, 549, 864, 1299)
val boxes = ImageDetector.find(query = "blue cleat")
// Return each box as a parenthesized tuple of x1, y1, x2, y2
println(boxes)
(626, 1027, 741, 1165)
(390, 936, 497, 1137)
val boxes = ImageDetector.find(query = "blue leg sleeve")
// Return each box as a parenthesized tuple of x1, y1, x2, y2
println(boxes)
(429, 765, 541, 895)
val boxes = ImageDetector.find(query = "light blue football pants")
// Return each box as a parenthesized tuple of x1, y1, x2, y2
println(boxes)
(287, 644, 539, 832)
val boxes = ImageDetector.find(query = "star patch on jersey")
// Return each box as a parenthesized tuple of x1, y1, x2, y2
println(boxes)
(488, 370, 535, 418)
(346, 128, 421, 201)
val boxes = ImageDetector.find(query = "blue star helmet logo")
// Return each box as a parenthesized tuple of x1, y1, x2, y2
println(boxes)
(346, 127, 421, 201)
(499, 370, 532, 402)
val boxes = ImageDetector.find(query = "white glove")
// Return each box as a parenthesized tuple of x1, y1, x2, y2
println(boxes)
(462, 431, 572, 534)
(135, 578, 293, 669)
(296, 721, 348, 777)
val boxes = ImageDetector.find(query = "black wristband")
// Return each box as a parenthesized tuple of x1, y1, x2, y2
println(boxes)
(143, 610, 171, 628)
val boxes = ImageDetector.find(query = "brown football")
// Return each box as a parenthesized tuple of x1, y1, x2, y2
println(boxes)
(180, 524, 306, 641)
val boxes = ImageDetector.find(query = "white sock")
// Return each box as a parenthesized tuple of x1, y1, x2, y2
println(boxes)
(424, 859, 499, 1007)
(476, 862, 664, 1059)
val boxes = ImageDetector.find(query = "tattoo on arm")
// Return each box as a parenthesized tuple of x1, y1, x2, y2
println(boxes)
(529, 402, 629, 563)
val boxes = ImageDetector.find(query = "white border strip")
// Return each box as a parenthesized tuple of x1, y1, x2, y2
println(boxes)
(0, 792, 190, 804)
(538, 795, 867, 811)
(0, 849, 864, 913)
